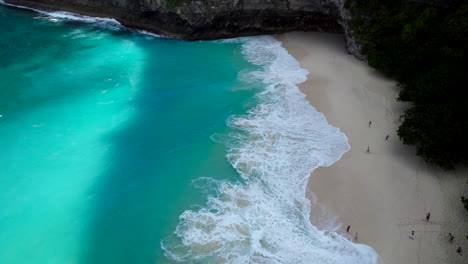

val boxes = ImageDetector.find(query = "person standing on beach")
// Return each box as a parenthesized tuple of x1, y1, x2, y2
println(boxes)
(426, 212, 431, 221)
(385, 135, 389, 140)
(448, 233, 454, 243)
(346, 225, 351, 233)
(354, 232, 359, 242)
(456, 247, 463, 256)
(409, 231, 415, 240)
(366, 147, 370, 153)
(368, 121, 372, 127)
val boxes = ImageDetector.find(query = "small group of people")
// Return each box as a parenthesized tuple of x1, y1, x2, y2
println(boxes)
(409, 212, 463, 256)
(365, 121, 389, 153)
(346, 213, 463, 257)
(346, 225, 359, 242)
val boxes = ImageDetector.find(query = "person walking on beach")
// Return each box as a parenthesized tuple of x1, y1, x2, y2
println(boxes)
(409, 231, 415, 240)
(456, 247, 463, 256)
(366, 147, 370, 153)
(426, 212, 431, 221)
(368, 121, 372, 127)
(347, 225, 351, 233)
(448, 233, 455, 243)
(354, 232, 359, 242)
(385, 135, 389, 140)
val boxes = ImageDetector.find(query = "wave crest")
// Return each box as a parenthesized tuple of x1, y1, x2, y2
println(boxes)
(162, 36, 381, 264)
(0, 1, 164, 38)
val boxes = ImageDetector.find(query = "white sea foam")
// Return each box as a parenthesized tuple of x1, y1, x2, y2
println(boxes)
(1, 1, 381, 260)
(0, 1, 163, 38)
(163, 36, 382, 263)
(135, 29, 166, 39)
(0, 1, 121, 28)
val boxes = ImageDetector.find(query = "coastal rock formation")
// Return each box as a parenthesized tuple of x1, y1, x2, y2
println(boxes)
(5, 0, 361, 57)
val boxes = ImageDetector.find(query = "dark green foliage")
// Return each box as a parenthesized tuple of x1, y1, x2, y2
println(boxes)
(347, 0, 468, 169)
(166, 0, 191, 8)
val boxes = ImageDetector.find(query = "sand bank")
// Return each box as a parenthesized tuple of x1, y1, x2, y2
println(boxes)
(276, 32, 467, 264)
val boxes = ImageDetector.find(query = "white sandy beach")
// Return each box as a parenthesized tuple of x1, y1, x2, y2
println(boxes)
(276, 32, 468, 264)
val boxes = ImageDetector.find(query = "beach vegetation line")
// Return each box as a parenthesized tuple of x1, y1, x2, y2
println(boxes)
(345, 0, 467, 170)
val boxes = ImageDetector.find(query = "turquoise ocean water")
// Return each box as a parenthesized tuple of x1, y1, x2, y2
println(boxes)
(0, 3, 381, 264)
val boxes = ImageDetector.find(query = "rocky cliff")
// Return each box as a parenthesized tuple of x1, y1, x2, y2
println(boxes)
(4, 0, 361, 57)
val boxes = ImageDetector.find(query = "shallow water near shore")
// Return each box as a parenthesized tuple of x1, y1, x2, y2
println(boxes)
(0, 3, 381, 264)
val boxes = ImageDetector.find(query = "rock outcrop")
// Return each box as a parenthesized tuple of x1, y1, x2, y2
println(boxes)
(4, 0, 362, 57)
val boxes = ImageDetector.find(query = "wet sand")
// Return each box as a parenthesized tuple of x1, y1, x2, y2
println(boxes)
(276, 32, 468, 264)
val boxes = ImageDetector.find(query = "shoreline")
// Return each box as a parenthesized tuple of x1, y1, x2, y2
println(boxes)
(2, 0, 343, 41)
(276, 32, 468, 264)
(1, 2, 465, 260)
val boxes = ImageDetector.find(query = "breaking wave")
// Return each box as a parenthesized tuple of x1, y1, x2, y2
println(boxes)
(0, 0, 163, 38)
(162, 36, 382, 263)
(1, 2, 381, 261)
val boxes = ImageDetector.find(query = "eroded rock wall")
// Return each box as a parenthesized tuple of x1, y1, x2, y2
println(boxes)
(4, 0, 362, 57)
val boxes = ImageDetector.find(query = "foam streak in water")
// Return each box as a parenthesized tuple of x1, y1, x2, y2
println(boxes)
(0, 1, 118, 27)
(0, 1, 163, 37)
(163, 36, 382, 263)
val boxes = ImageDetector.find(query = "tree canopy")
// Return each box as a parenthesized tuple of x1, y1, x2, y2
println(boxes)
(346, 0, 468, 169)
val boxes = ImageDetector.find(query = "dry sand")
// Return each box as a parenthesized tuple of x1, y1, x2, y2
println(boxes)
(276, 32, 468, 264)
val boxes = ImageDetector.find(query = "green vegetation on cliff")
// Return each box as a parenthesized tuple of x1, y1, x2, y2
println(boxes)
(346, 0, 467, 169)
(166, 0, 191, 8)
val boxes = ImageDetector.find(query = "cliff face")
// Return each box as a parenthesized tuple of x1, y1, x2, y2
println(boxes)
(4, 0, 361, 57)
